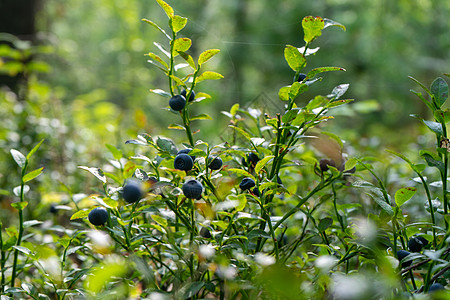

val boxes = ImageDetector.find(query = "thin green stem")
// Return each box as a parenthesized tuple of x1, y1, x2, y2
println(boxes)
(0, 223, 4, 294)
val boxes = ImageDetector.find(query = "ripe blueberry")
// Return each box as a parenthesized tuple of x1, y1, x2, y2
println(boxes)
(397, 250, 412, 268)
(174, 153, 194, 171)
(407, 236, 429, 253)
(123, 179, 143, 203)
(208, 156, 223, 170)
(178, 148, 196, 161)
(297, 73, 307, 82)
(169, 95, 186, 111)
(181, 89, 196, 102)
(252, 187, 260, 197)
(88, 207, 108, 226)
(182, 179, 203, 199)
(239, 177, 256, 190)
(248, 153, 260, 165)
(200, 227, 211, 238)
(50, 204, 57, 214)
(428, 283, 445, 293)
(319, 159, 336, 172)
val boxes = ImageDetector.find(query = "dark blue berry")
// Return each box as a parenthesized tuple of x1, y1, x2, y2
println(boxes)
(248, 153, 260, 165)
(123, 180, 143, 203)
(319, 159, 336, 172)
(428, 283, 445, 293)
(50, 204, 57, 214)
(397, 250, 412, 268)
(239, 177, 256, 190)
(297, 73, 307, 82)
(88, 207, 108, 226)
(200, 227, 211, 238)
(181, 89, 196, 102)
(169, 95, 186, 111)
(252, 187, 260, 197)
(182, 179, 203, 199)
(208, 156, 223, 170)
(408, 236, 429, 253)
(178, 148, 196, 161)
(174, 153, 194, 171)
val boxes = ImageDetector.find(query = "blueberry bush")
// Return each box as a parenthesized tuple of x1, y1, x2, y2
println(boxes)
(0, 0, 449, 299)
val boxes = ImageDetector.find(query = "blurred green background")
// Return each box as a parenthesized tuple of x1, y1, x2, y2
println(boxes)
(0, 0, 449, 203)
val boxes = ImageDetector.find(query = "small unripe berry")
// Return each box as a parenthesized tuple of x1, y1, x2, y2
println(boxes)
(181, 89, 196, 102)
(408, 236, 429, 253)
(178, 148, 196, 161)
(169, 95, 186, 111)
(208, 156, 223, 170)
(123, 180, 143, 203)
(174, 153, 194, 171)
(182, 179, 203, 199)
(297, 73, 307, 82)
(200, 227, 211, 238)
(239, 177, 256, 190)
(397, 250, 412, 268)
(88, 207, 108, 226)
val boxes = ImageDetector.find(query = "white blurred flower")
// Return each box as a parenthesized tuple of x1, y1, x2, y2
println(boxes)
(88, 230, 112, 251)
(254, 252, 276, 267)
(355, 218, 377, 243)
(315, 255, 337, 272)
(199, 244, 216, 259)
(333, 274, 370, 300)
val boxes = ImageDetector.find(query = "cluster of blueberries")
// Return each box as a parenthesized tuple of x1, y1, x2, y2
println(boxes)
(169, 89, 195, 111)
(397, 237, 445, 292)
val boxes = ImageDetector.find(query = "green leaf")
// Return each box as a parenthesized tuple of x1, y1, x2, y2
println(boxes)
(282, 110, 298, 124)
(146, 52, 169, 69)
(170, 15, 187, 33)
(12, 246, 31, 256)
(306, 95, 328, 110)
(182, 282, 204, 299)
(198, 49, 220, 65)
(410, 89, 434, 111)
(173, 38, 191, 54)
(168, 124, 185, 130)
(103, 198, 118, 209)
(149, 88, 171, 98)
(307, 67, 345, 79)
(409, 76, 432, 97)
(190, 114, 213, 121)
(327, 99, 354, 108)
(23, 220, 42, 228)
(142, 19, 171, 40)
(156, 136, 178, 155)
(10, 149, 26, 168)
(78, 166, 106, 183)
(323, 18, 346, 31)
(284, 45, 306, 72)
(423, 120, 443, 136)
(70, 209, 90, 220)
(151, 214, 168, 227)
(23, 167, 44, 183)
(178, 51, 196, 69)
(330, 84, 349, 99)
(229, 125, 251, 141)
(395, 187, 417, 207)
(255, 155, 275, 174)
(228, 168, 255, 182)
(26, 139, 45, 160)
(420, 150, 444, 173)
(431, 77, 448, 107)
(289, 82, 308, 99)
(11, 201, 28, 210)
(302, 16, 325, 43)
(230, 104, 239, 117)
(85, 260, 127, 293)
(106, 144, 123, 160)
(318, 217, 333, 232)
(366, 190, 394, 216)
(278, 86, 290, 101)
(155, 0, 174, 18)
(197, 71, 224, 82)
